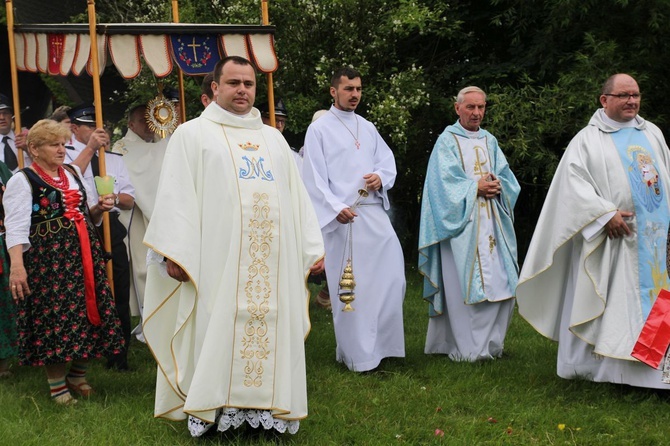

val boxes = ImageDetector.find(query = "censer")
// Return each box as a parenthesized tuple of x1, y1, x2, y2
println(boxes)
(338, 187, 369, 312)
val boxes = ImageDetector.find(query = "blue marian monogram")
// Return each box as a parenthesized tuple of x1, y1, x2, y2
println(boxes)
(239, 156, 274, 182)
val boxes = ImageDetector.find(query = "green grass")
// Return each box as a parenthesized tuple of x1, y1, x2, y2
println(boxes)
(2, 266, 670, 445)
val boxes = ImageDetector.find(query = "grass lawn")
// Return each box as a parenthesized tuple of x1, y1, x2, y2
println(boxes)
(1, 266, 669, 445)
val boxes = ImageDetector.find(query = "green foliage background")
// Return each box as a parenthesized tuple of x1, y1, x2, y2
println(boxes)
(6, 0, 670, 261)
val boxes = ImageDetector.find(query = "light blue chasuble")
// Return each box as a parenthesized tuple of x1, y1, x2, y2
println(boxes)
(611, 128, 670, 318)
(418, 122, 520, 315)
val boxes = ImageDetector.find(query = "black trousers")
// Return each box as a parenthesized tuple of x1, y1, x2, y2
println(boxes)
(102, 213, 131, 368)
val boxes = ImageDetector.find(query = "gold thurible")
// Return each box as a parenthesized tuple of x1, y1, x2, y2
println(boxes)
(338, 259, 356, 312)
(338, 187, 368, 312)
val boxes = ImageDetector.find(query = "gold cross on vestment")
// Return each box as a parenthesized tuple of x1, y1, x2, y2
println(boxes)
(474, 145, 492, 218)
(188, 38, 201, 61)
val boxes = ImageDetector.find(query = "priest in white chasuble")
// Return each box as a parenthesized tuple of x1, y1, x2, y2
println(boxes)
(419, 86, 520, 362)
(142, 56, 325, 437)
(517, 73, 670, 389)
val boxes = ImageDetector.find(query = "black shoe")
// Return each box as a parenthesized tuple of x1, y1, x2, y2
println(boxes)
(106, 355, 131, 372)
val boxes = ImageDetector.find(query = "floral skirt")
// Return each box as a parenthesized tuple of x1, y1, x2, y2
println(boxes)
(17, 220, 124, 366)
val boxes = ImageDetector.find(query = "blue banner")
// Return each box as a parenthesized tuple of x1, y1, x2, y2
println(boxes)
(170, 34, 221, 75)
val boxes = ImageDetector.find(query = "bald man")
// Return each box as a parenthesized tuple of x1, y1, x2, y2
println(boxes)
(518, 73, 670, 389)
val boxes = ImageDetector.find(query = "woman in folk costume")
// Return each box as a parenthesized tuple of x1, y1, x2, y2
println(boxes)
(4, 119, 124, 405)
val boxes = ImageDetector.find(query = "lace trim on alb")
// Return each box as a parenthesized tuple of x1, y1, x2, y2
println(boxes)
(188, 408, 300, 437)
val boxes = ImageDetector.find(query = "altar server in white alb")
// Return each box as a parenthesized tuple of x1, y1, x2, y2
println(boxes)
(517, 73, 670, 389)
(302, 66, 406, 372)
(418, 86, 520, 361)
(142, 56, 325, 437)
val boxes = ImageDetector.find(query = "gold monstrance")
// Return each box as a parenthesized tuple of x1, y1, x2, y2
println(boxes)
(146, 82, 178, 139)
(338, 188, 369, 312)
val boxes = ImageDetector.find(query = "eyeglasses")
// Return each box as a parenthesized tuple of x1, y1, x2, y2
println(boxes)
(604, 93, 641, 100)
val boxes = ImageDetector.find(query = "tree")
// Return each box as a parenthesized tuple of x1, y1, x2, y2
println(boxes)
(5, 0, 670, 261)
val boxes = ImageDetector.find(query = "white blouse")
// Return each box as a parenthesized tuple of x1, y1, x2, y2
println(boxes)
(4, 165, 92, 251)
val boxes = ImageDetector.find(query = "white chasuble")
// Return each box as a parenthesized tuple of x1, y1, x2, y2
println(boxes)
(456, 134, 512, 301)
(518, 110, 670, 388)
(143, 104, 324, 422)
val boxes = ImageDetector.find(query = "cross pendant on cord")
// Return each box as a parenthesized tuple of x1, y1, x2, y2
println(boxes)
(355, 140, 360, 150)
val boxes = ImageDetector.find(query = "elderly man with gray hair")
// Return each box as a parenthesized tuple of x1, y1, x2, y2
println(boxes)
(418, 86, 520, 362)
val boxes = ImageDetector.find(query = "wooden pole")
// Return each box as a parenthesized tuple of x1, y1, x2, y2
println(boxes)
(87, 0, 114, 290)
(5, 0, 25, 168)
(171, 0, 187, 124)
(261, 0, 275, 128)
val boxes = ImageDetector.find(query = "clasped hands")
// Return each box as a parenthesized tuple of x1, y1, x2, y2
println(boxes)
(477, 174, 501, 199)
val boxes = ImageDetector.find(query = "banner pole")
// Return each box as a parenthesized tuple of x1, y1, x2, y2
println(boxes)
(171, 0, 187, 124)
(261, 0, 275, 128)
(5, 0, 25, 168)
(87, 0, 114, 290)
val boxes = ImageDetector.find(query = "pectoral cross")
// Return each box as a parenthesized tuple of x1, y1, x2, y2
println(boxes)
(188, 38, 201, 61)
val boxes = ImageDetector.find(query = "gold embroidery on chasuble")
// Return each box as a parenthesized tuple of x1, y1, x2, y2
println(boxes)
(489, 235, 497, 254)
(472, 145, 489, 178)
(224, 128, 279, 392)
(242, 192, 273, 388)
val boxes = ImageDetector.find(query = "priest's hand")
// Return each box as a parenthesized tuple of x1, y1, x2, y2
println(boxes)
(605, 210, 633, 239)
(310, 259, 325, 275)
(166, 258, 190, 282)
(477, 175, 501, 199)
(363, 173, 382, 191)
(336, 207, 358, 224)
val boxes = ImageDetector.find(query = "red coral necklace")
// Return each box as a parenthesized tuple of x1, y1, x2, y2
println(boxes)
(32, 163, 69, 190)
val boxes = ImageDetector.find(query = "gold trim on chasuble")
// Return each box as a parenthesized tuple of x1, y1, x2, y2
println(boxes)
(453, 134, 495, 296)
(224, 128, 279, 391)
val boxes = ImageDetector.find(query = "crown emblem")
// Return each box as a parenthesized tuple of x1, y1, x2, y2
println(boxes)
(239, 141, 260, 151)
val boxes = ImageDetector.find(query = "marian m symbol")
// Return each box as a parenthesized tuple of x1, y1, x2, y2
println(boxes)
(239, 156, 274, 181)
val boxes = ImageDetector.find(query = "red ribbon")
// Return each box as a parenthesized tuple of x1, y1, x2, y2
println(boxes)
(62, 188, 101, 326)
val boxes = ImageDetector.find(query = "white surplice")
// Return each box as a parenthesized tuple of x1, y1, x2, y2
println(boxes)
(302, 106, 405, 372)
(112, 129, 168, 318)
(143, 103, 324, 423)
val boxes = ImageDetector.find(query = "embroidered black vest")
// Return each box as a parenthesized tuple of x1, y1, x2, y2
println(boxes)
(22, 165, 90, 238)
